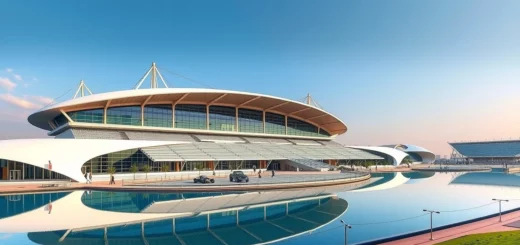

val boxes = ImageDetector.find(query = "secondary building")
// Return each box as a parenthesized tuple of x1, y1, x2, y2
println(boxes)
(449, 140, 520, 164)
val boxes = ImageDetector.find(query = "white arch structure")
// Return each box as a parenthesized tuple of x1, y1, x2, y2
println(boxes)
(347, 146, 410, 166)
(0, 139, 179, 182)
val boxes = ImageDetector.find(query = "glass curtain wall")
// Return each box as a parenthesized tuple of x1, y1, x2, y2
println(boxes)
(175, 104, 207, 129)
(144, 105, 173, 128)
(265, 112, 286, 135)
(238, 109, 263, 133)
(68, 109, 104, 123)
(52, 114, 68, 127)
(287, 117, 319, 137)
(106, 106, 142, 126)
(0, 159, 68, 180)
(209, 106, 236, 131)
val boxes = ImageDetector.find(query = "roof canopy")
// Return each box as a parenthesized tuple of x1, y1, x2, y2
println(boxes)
(28, 88, 348, 136)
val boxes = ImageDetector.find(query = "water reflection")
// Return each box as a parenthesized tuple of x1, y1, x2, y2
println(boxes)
(0, 184, 363, 245)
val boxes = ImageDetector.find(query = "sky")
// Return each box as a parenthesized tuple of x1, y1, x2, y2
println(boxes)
(0, 0, 519, 156)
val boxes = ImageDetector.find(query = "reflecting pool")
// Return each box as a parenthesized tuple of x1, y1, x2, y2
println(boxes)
(1, 171, 520, 245)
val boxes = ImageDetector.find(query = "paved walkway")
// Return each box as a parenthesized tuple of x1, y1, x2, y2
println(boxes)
(0, 171, 366, 194)
(381, 209, 520, 245)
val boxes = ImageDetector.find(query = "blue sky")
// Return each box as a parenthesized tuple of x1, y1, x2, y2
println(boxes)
(0, 0, 519, 155)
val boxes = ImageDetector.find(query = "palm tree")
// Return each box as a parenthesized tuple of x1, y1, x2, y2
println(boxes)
(161, 163, 170, 178)
(107, 163, 116, 180)
(130, 164, 139, 180)
(142, 164, 151, 180)
(402, 157, 413, 168)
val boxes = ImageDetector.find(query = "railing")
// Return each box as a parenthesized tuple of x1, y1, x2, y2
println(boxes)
(121, 171, 370, 187)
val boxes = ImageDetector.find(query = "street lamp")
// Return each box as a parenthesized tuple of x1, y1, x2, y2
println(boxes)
(340, 220, 352, 245)
(492, 198, 509, 222)
(423, 209, 440, 240)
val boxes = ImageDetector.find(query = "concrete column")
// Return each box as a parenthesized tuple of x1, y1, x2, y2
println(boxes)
(235, 108, 239, 132)
(262, 111, 266, 133)
(172, 103, 175, 128)
(206, 105, 210, 130)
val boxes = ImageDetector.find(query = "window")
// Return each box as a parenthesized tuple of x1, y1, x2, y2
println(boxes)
(53, 114, 68, 127)
(144, 105, 172, 128)
(209, 106, 235, 131)
(68, 109, 104, 124)
(106, 106, 141, 126)
(175, 104, 207, 129)
(265, 112, 285, 135)
(84, 149, 152, 174)
(319, 129, 331, 137)
(238, 109, 263, 133)
(287, 117, 318, 137)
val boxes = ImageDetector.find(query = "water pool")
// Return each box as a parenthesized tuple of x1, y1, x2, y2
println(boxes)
(1, 171, 519, 245)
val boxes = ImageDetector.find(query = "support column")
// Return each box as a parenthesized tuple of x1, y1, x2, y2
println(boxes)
(175, 162, 180, 172)
(172, 103, 175, 128)
(235, 108, 239, 132)
(285, 115, 288, 135)
(206, 105, 210, 130)
(262, 111, 266, 133)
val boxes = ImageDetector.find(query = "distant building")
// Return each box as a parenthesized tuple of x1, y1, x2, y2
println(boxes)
(349, 144, 435, 165)
(449, 140, 520, 164)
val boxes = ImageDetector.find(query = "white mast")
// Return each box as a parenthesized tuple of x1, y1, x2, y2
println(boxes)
(134, 62, 169, 89)
(73, 80, 93, 99)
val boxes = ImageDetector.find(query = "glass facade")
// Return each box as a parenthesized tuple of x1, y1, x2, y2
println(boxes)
(0, 159, 69, 180)
(175, 104, 207, 130)
(54, 103, 332, 138)
(69, 109, 104, 123)
(106, 106, 142, 126)
(83, 149, 153, 174)
(209, 106, 235, 131)
(287, 117, 319, 137)
(319, 129, 331, 137)
(144, 105, 173, 128)
(238, 109, 263, 133)
(53, 114, 68, 127)
(265, 112, 286, 135)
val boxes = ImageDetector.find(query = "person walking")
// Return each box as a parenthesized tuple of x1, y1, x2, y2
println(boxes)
(109, 175, 115, 185)
(84, 172, 89, 184)
(89, 172, 93, 184)
(253, 165, 256, 173)
(258, 170, 262, 178)
(271, 169, 275, 178)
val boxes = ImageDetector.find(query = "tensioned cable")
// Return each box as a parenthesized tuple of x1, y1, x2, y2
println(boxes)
(436, 202, 497, 213)
(39, 86, 75, 111)
(349, 213, 429, 226)
(157, 66, 214, 89)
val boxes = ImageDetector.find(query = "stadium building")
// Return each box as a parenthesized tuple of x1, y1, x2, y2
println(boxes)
(0, 64, 383, 182)
(349, 144, 435, 166)
(449, 140, 520, 164)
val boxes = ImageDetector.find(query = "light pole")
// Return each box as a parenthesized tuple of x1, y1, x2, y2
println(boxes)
(423, 209, 440, 240)
(340, 220, 351, 245)
(492, 198, 509, 222)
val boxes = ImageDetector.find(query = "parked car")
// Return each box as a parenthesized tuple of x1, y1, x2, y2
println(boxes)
(193, 175, 215, 184)
(229, 171, 249, 182)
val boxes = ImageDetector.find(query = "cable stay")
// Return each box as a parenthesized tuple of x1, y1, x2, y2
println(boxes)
(73, 80, 93, 99)
(299, 93, 323, 109)
(134, 62, 170, 89)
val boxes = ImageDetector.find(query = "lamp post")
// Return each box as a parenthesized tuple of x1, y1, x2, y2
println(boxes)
(340, 220, 351, 245)
(492, 199, 509, 222)
(423, 209, 440, 240)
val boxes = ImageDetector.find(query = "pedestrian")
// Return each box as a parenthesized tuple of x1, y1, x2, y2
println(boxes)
(271, 169, 275, 178)
(89, 172, 92, 184)
(110, 175, 115, 185)
(258, 170, 262, 178)
(84, 172, 89, 184)
(253, 165, 256, 173)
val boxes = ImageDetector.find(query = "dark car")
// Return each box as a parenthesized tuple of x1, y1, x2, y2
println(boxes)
(193, 175, 215, 184)
(229, 171, 249, 182)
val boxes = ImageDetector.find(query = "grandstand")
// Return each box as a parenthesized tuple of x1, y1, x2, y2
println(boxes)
(449, 140, 520, 164)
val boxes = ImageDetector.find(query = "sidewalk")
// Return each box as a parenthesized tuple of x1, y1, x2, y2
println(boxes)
(380, 209, 520, 245)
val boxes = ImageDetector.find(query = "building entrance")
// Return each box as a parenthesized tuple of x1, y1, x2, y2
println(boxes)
(9, 170, 21, 180)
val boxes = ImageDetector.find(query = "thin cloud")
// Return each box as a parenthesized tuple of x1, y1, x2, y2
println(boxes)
(33, 77, 38, 82)
(13, 74, 22, 81)
(0, 94, 40, 109)
(0, 77, 17, 91)
(5, 68, 13, 73)
(30, 95, 54, 105)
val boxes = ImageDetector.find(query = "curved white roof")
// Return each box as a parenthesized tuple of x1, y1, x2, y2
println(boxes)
(348, 146, 410, 166)
(382, 144, 435, 163)
(28, 88, 347, 135)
